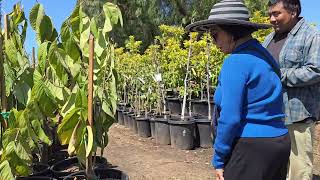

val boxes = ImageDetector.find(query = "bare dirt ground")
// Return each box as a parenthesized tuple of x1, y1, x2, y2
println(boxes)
(104, 123, 320, 180)
(104, 124, 214, 180)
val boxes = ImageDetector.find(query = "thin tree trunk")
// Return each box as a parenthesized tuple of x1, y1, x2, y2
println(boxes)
(181, 38, 193, 120)
(206, 35, 212, 121)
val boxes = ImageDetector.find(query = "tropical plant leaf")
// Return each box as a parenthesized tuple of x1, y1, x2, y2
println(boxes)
(14, 142, 31, 162)
(61, 21, 71, 43)
(4, 39, 19, 67)
(29, 3, 44, 31)
(13, 80, 31, 106)
(37, 41, 50, 74)
(31, 120, 52, 145)
(2, 129, 19, 148)
(68, 121, 80, 155)
(0, 160, 14, 180)
(85, 126, 93, 157)
(57, 108, 81, 145)
(48, 42, 70, 86)
(37, 15, 54, 43)
(65, 38, 81, 61)
(61, 91, 77, 116)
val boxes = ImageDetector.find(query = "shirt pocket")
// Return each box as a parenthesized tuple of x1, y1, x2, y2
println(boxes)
(283, 49, 303, 68)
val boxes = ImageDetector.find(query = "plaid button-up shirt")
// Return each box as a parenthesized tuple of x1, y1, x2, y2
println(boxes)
(263, 18, 320, 124)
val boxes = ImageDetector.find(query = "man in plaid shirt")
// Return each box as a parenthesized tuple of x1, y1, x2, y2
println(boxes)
(263, 0, 320, 179)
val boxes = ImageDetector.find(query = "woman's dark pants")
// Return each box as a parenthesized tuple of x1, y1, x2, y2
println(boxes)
(224, 134, 291, 180)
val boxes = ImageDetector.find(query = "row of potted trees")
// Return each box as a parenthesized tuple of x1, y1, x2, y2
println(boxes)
(114, 26, 224, 150)
(114, 12, 272, 150)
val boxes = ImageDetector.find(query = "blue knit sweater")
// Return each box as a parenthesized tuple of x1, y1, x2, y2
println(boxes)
(212, 39, 288, 169)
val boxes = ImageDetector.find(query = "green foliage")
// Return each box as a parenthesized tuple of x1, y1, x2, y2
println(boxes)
(1, 1, 123, 178)
(116, 9, 272, 105)
(250, 11, 273, 42)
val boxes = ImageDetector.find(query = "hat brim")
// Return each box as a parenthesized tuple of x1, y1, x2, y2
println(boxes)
(185, 18, 271, 32)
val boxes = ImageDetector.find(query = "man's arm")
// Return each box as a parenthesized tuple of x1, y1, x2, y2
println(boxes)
(281, 33, 320, 87)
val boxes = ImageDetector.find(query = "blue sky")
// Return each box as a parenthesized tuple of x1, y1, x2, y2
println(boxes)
(2, 0, 320, 56)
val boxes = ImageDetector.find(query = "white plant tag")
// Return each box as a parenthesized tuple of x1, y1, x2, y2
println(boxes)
(155, 73, 162, 82)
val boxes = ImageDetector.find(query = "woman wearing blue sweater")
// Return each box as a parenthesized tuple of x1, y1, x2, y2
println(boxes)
(186, 1, 290, 180)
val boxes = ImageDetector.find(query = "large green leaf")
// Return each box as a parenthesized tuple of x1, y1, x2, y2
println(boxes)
(4, 63, 15, 97)
(0, 160, 14, 180)
(79, 26, 90, 58)
(67, 58, 81, 78)
(2, 129, 19, 148)
(37, 15, 53, 43)
(75, 87, 87, 109)
(57, 107, 81, 145)
(103, 3, 123, 33)
(61, 21, 71, 43)
(13, 80, 31, 106)
(29, 3, 45, 31)
(32, 71, 58, 118)
(31, 120, 52, 145)
(14, 142, 31, 162)
(4, 39, 19, 67)
(48, 42, 70, 86)
(67, 121, 83, 155)
(65, 38, 81, 61)
(61, 91, 77, 116)
(21, 20, 28, 44)
(37, 42, 50, 74)
(95, 31, 106, 57)
(90, 17, 98, 38)
(68, 5, 80, 39)
(45, 80, 65, 102)
(85, 126, 93, 157)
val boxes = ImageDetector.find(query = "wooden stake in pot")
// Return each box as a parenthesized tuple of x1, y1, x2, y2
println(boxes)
(1, 14, 9, 128)
(32, 47, 36, 69)
(86, 34, 95, 179)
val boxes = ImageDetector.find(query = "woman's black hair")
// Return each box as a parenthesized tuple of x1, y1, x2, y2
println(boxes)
(268, 0, 301, 17)
(218, 25, 256, 41)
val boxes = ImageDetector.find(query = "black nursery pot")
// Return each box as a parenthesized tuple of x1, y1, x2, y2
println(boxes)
(149, 117, 156, 138)
(48, 150, 70, 166)
(154, 116, 171, 145)
(128, 112, 135, 131)
(169, 117, 195, 150)
(123, 111, 130, 127)
(51, 156, 107, 179)
(17, 177, 57, 180)
(63, 168, 129, 180)
(117, 109, 125, 125)
(165, 97, 182, 115)
(194, 117, 213, 148)
(132, 116, 138, 134)
(191, 100, 214, 117)
(136, 117, 151, 138)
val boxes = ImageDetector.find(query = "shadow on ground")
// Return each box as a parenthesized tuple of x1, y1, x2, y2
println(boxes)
(314, 174, 320, 180)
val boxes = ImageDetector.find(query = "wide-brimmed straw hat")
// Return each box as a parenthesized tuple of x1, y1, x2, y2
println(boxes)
(185, 0, 271, 32)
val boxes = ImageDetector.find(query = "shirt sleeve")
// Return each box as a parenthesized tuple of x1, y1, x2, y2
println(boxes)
(212, 57, 247, 169)
(281, 33, 320, 87)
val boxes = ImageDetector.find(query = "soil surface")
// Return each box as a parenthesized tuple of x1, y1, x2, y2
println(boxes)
(104, 123, 320, 180)
(104, 124, 214, 179)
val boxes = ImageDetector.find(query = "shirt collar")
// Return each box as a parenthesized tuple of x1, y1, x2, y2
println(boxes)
(289, 17, 305, 36)
(233, 39, 259, 53)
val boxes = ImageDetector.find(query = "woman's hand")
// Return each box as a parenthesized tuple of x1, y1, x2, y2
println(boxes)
(215, 169, 224, 180)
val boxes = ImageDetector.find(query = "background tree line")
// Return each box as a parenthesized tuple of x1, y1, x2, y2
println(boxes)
(77, 0, 269, 51)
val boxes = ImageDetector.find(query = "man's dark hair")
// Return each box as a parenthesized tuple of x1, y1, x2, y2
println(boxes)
(269, 0, 301, 17)
(218, 25, 256, 41)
